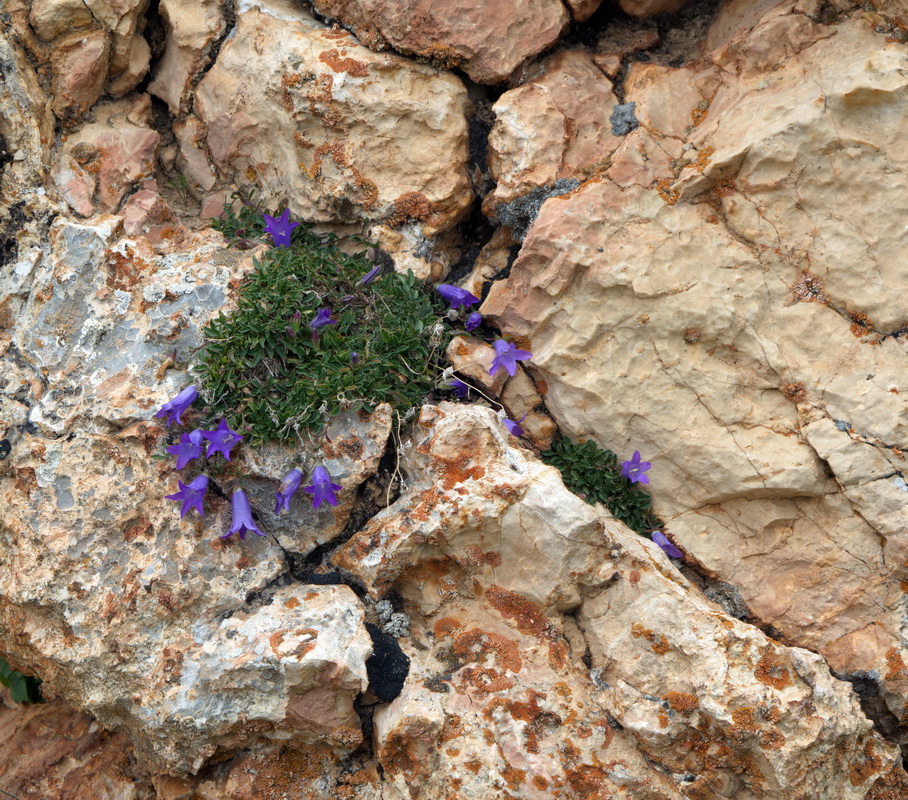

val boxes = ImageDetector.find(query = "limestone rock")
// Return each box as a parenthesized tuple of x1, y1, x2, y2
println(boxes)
(486, 49, 621, 212)
(148, 0, 227, 116)
(194, 2, 472, 235)
(336, 402, 898, 798)
(309, 0, 570, 84)
(50, 29, 111, 124)
(54, 96, 159, 216)
(482, 6, 908, 735)
(620, 0, 694, 17)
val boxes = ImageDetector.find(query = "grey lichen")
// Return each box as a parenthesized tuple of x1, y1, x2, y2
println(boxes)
(610, 102, 639, 136)
(495, 178, 580, 241)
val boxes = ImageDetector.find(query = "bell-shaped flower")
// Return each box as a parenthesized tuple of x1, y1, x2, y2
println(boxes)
(489, 339, 532, 378)
(652, 531, 683, 559)
(165, 474, 209, 518)
(166, 429, 205, 469)
(620, 450, 651, 484)
(263, 209, 300, 248)
(436, 283, 479, 309)
(274, 468, 304, 514)
(501, 413, 527, 437)
(155, 385, 198, 426)
(446, 378, 469, 399)
(465, 311, 483, 331)
(223, 488, 265, 540)
(303, 465, 342, 510)
(201, 419, 243, 461)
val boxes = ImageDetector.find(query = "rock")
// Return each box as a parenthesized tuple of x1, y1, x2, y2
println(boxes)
(148, 0, 227, 116)
(54, 96, 159, 216)
(486, 50, 621, 212)
(49, 29, 111, 124)
(29, 0, 96, 41)
(335, 402, 898, 798)
(194, 2, 472, 235)
(620, 0, 694, 17)
(309, 0, 570, 84)
(482, 7, 908, 735)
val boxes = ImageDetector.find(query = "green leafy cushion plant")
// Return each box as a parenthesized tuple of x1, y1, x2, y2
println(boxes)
(0, 658, 42, 704)
(197, 213, 446, 444)
(541, 437, 658, 535)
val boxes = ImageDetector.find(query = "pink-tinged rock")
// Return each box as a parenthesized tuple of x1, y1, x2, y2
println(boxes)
(148, 0, 227, 115)
(310, 0, 570, 84)
(445, 336, 509, 396)
(50, 29, 110, 125)
(619, 0, 694, 17)
(201, 190, 229, 220)
(173, 115, 217, 191)
(486, 50, 620, 210)
(108, 31, 151, 97)
(194, 3, 471, 235)
(565, 0, 606, 21)
(54, 96, 159, 215)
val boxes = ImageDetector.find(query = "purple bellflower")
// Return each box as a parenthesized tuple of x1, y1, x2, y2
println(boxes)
(155, 385, 198, 426)
(223, 488, 265, 540)
(621, 450, 652, 484)
(166, 474, 209, 518)
(263, 209, 300, 248)
(502, 413, 527, 437)
(310, 307, 338, 344)
(489, 339, 532, 378)
(446, 378, 469, 399)
(436, 283, 479, 309)
(465, 311, 483, 332)
(274, 468, 304, 514)
(201, 419, 243, 461)
(304, 465, 342, 510)
(652, 531, 683, 559)
(167, 429, 205, 470)
(360, 264, 382, 286)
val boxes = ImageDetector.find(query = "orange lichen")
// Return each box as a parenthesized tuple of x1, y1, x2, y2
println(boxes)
(694, 146, 715, 173)
(433, 617, 463, 639)
(714, 176, 736, 196)
(565, 764, 612, 799)
(683, 327, 702, 343)
(850, 739, 883, 787)
(501, 766, 526, 790)
(759, 729, 785, 750)
(440, 714, 465, 742)
(691, 101, 710, 126)
(884, 647, 908, 680)
(656, 177, 679, 205)
(318, 49, 369, 76)
(487, 586, 557, 643)
(630, 623, 670, 654)
(781, 382, 807, 403)
(754, 646, 794, 689)
(729, 707, 759, 738)
(389, 191, 436, 227)
(533, 776, 549, 790)
(453, 628, 522, 673)
(658, 711, 670, 728)
(433, 455, 486, 490)
(284, 596, 300, 609)
(792, 270, 829, 304)
(849, 311, 874, 338)
(664, 691, 699, 713)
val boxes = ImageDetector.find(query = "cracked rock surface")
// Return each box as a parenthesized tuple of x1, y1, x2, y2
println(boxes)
(2, 0, 908, 797)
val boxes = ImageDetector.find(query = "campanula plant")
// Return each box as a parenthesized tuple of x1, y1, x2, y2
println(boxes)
(541, 437, 659, 536)
(197, 209, 448, 444)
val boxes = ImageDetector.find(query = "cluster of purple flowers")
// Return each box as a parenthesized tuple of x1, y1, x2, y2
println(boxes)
(157, 384, 343, 541)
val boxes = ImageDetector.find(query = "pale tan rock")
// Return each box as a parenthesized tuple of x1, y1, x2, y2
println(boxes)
(565, 0, 606, 21)
(620, 0, 693, 17)
(173, 115, 217, 191)
(148, 0, 227, 115)
(50, 29, 111, 124)
(54, 96, 159, 215)
(498, 366, 557, 449)
(194, 3, 472, 235)
(445, 335, 508, 397)
(483, 9, 908, 734)
(309, 0, 570, 84)
(336, 402, 898, 798)
(107, 29, 151, 97)
(487, 49, 620, 209)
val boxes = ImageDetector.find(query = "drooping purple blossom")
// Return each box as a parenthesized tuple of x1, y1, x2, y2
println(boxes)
(303, 465, 342, 510)
(165, 474, 209, 518)
(436, 283, 479, 309)
(360, 264, 382, 286)
(155, 385, 198, 426)
(166, 429, 205, 470)
(263, 209, 300, 248)
(310, 307, 338, 330)
(651, 531, 683, 559)
(223, 488, 265, 540)
(201, 419, 243, 461)
(489, 339, 532, 378)
(350, 352, 361, 364)
(274, 468, 304, 514)
(465, 311, 483, 332)
(621, 450, 651, 485)
(446, 378, 469, 399)
(502, 413, 527, 437)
